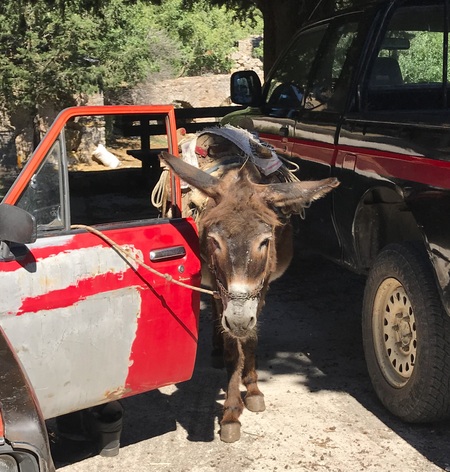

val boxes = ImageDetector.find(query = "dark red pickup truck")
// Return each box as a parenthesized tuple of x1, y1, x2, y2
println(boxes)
(224, 0, 450, 425)
(0, 105, 201, 471)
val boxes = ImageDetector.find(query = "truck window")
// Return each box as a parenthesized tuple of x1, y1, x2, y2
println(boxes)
(15, 113, 169, 233)
(305, 19, 360, 112)
(264, 15, 361, 117)
(15, 139, 65, 231)
(365, 0, 447, 110)
(66, 114, 165, 227)
(265, 25, 327, 117)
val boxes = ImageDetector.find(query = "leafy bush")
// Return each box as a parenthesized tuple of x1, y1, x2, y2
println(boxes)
(0, 0, 262, 115)
(398, 32, 443, 83)
(153, 0, 262, 76)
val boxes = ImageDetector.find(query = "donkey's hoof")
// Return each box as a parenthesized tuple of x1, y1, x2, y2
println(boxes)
(220, 422, 241, 443)
(245, 394, 265, 412)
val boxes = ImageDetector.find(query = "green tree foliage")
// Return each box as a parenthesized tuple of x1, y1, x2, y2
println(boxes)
(0, 0, 261, 117)
(156, 0, 262, 76)
(398, 32, 443, 83)
(0, 1, 155, 113)
(183, 0, 359, 74)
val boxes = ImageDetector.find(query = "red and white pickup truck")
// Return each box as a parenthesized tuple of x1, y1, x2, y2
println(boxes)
(0, 105, 202, 471)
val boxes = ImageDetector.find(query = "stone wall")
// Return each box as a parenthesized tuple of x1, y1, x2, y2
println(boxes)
(231, 36, 263, 78)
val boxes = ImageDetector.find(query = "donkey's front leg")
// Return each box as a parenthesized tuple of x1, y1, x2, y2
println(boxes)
(220, 336, 244, 443)
(211, 296, 225, 369)
(242, 336, 265, 412)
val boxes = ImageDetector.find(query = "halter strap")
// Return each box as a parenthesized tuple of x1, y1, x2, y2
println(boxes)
(207, 237, 273, 303)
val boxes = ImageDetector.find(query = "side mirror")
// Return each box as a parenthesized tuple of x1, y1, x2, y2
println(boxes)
(230, 71, 262, 107)
(0, 204, 37, 262)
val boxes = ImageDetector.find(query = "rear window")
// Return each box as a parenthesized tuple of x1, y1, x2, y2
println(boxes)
(365, 1, 448, 111)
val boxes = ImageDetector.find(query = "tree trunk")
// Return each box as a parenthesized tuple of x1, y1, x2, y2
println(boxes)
(257, 0, 337, 77)
(9, 105, 59, 168)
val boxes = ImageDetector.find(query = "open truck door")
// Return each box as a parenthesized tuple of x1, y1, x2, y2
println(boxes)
(0, 105, 202, 469)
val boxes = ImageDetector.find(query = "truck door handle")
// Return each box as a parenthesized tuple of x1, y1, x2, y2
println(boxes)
(150, 246, 186, 262)
(279, 126, 289, 137)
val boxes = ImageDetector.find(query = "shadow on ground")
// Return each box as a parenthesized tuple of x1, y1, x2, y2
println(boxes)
(49, 250, 450, 470)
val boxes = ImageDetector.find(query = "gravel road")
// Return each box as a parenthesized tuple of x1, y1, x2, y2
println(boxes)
(49, 250, 450, 472)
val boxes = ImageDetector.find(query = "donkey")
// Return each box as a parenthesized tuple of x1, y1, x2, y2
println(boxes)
(159, 150, 339, 443)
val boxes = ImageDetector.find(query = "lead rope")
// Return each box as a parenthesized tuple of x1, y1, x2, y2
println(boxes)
(71, 224, 219, 298)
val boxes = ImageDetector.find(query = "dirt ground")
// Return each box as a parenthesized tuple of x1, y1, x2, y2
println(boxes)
(48, 249, 450, 472)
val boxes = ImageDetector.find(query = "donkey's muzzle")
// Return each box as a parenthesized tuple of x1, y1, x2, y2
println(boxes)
(222, 297, 258, 338)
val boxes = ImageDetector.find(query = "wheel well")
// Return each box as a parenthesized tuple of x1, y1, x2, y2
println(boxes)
(353, 187, 423, 270)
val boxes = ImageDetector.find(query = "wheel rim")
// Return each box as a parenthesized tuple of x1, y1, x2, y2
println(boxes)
(372, 277, 417, 388)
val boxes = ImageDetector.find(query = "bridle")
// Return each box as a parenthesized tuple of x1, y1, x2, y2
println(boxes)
(215, 276, 265, 302)
(207, 236, 273, 304)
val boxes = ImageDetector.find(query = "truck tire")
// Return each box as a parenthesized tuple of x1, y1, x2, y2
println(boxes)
(362, 242, 450, 422)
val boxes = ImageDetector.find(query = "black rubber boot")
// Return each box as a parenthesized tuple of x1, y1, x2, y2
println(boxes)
(56, 401, 123, 457)
(90, 401, 124, 457)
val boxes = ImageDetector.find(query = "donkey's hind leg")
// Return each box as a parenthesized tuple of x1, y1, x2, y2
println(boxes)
(220, 336, 244, 442)
(242, 336, 265, 412)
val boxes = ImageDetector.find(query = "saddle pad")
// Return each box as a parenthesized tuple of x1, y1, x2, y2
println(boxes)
(181, 125, 283, 176)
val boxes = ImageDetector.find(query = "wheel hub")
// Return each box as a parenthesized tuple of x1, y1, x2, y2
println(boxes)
(393, 314, 413, 351)
(373, 278, 417, 387)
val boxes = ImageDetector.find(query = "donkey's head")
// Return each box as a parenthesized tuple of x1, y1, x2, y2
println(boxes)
(159, 151, 339, 339)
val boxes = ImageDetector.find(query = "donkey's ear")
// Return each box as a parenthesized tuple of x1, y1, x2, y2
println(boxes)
(159, 151, 221, 199)
(263, 177, 340, 209)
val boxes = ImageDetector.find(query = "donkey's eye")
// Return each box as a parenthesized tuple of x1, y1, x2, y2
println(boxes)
(259, 237, 271, 250)
(208, 235, 221, 252)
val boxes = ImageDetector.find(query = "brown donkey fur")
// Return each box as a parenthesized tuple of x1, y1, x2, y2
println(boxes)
(159, 151, 339, 442)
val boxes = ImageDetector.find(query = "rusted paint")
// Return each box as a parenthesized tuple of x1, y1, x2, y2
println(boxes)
(104, 386, 132, 401)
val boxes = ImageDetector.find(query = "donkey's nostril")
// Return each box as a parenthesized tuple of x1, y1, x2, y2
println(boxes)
(247, 316, 256, 330)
